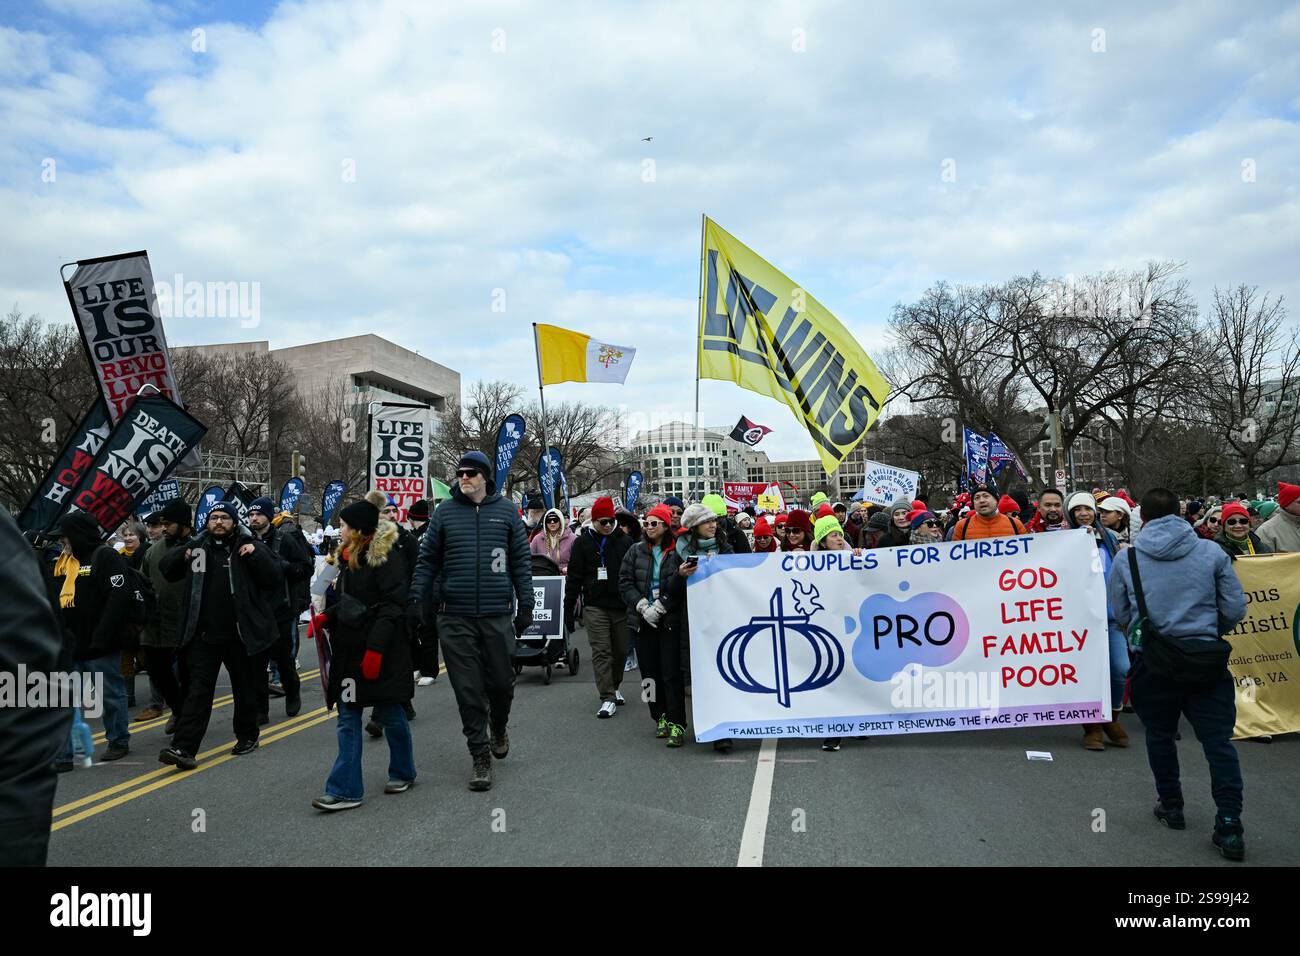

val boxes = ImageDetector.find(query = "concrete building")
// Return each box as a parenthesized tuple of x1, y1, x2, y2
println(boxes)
(629, 422, 746, 499)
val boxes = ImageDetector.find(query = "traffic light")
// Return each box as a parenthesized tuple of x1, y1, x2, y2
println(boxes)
(291, 450, 307, 482)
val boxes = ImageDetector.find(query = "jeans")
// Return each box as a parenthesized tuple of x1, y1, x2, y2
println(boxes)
(1107, 622, 1130, 709)
(325, 702, 416, 800)
(1129, 653, 1243, 817)
(65, 653, 129, 750)
(585, 607, 630, 701)
(60, 706, 96, 764)
(439, 614, 516, 755)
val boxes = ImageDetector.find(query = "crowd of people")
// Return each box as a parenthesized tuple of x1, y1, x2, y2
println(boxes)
(10, 453, 1299, 862)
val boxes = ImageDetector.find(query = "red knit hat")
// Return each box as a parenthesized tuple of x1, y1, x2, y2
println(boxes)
(911, 499, 925, 510)
(1220, 502, 1250, 524)
(645, 504, 674, 526)
(591, 496, 616, 521)
(815, 503, 835, 519)
(1278, 482, 1300, 509)
(753, 517, 773, 537)
(998, 494, 1020, 515)
(786, 509, 813, 534)
(774, 514, 788, 526)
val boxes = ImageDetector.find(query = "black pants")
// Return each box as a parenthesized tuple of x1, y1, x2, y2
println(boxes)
(141, 647, 184, 716)
(415, 615, 441, 676)
(1130, 653, 1243, 817)
(172, 637, 260, 753)
(252, 619, 301, 717)
(635, 621, 685, 726)
(439, 614, 515, 755)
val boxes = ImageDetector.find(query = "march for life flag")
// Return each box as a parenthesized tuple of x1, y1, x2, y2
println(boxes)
(368, 402, 430, 523)
(320, 479, 348, 525)
(857, 459, 920, 508)
(62, 394, 207, 537)
(535, 323, 636, 385)
(194, 484, 225, 528)
(686, 531, 1110, 742)
(279, 477, 305, 514)
(729, 415, 772, 447)
(963, 428, 990, 484)
(493, 413, 526, 494)
(17, 397, 114, 534)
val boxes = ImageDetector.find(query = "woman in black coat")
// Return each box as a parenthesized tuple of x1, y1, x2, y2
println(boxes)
(311, 500, 414, 812)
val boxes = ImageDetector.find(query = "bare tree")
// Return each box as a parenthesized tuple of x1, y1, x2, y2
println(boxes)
(295, 378, 370, 508)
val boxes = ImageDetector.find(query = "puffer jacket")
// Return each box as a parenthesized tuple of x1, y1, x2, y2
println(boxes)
(409, 483, 533, 618)
(1255, 507, 1300, 554)
(1106, 514, 1247, 647)
(530, 507, 576, 572)
(160, 525, 282, 654)
(619, 536, 683, 633)
(141, 533, 190, 648)
(324, 522, 412, 706)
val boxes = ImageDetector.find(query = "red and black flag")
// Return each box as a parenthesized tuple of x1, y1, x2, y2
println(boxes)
(730, 415, 772, 446)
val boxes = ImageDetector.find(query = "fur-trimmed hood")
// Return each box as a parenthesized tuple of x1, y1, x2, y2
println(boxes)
(360, 520, 399, 567)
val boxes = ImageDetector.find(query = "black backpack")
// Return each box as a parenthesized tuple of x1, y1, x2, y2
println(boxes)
(1128, 549, 1231, 685)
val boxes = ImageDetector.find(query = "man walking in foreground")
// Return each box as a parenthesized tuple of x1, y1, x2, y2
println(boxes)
(1106, 487, 1248, 860)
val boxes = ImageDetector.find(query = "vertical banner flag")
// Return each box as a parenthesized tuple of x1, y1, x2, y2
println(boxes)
(729, 415, 772, 446)
(1227, 555, 1300, 738)
(554, 447, 571, 516)
(368, 402, 430, 523)
(536, 324, 636, 384)
(686, 531, 1109, 741)
(963, 428, 990, 484)
(988, 431, 1029, 483)
(493, 413, 527, 494)
(699, 218, 890, 473)
(17, 397, 114, 534)
(320, 479, 347, 525)
(223, 480, 255, 521)
(537, 447, 566, 511)
(62, 394, 207, 537)
(194, 484, 226, 528)
(857, 460, 921, 508)
(624, 471, 643, 513)
(135, 478, 180, 517)
(279, 476, 305, 514)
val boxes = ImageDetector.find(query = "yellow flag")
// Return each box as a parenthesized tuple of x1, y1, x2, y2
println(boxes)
(535, 323, 636, 385)
(698, 217, 890, 472)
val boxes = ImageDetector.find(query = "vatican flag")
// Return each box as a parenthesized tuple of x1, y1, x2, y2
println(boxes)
(698, 217, 890, 473)
(534, 323, 636, 385)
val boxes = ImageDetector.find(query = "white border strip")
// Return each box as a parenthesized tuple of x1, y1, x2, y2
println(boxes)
(737, 738, 778, 867)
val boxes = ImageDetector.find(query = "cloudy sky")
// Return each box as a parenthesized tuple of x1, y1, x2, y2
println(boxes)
(2, 0, 1297, 461)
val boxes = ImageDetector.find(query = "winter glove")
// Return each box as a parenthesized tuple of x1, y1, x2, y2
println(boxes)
(642, 599, 667, 627)
(308, 613, 329, 638)
(361, 650, 383, 680)
(635, 598, 650, 616)
(514, 608, 533, 637)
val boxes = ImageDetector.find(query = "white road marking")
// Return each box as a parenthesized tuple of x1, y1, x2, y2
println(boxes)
(737, 738, 778, 867)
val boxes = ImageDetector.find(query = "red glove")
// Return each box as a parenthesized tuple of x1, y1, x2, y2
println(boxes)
(361, 650, 383, 680)
(308, 613, 329, 638)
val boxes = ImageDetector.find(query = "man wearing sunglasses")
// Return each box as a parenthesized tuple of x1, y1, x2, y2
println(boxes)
(409, 451, 533, 791)
(564, 496, 634, 718)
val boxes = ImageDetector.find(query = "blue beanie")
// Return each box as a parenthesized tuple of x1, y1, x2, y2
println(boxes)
(663, 496, 685, 509)
(456, 450, 492, 479)
(247, 496, 275, 517)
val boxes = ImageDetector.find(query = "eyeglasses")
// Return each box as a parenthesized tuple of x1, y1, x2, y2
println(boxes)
(1225, 518, 1249, 526)
(456, 469, 480, 478)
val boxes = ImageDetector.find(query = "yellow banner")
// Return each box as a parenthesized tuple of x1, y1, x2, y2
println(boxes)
(1227, 553, 1300, 738)
(698, 218, 890, 473)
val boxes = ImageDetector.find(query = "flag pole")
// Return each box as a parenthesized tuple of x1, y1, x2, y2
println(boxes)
(532, 323, 554, 510)
(694, 213, 705, 497)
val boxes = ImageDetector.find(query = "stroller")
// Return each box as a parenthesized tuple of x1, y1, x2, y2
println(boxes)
(513, 554, 580, 684)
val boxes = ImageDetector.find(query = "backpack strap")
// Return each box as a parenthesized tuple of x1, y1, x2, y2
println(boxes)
(1127, 548, 1151, 622)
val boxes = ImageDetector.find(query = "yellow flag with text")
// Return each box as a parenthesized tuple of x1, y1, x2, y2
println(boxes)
(698, 217, 890, 473)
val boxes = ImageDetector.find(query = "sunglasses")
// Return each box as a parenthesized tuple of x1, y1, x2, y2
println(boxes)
(595, 518, 616, 527)
(1225, 518, 1249, 526)
(1207, 518, 1220, 524)
(456, 469, 480, 478)
(546, 516, 561, 523)
(922, 520, 938, 527)
(644, 520, 664, 528)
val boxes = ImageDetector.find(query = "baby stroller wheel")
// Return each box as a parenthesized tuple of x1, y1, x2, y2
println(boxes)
(567, 647, 580, 676)
(543, 665, 552, 685)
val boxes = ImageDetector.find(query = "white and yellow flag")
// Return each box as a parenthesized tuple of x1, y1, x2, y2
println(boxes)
(698, 217, 890, 473)
(535, 323, 636, 385)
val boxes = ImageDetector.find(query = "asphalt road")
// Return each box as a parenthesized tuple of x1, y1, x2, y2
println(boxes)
(47, 628, 1300, 867)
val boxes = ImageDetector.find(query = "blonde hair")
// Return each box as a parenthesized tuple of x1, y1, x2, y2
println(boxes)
(340, 525, 367, 571)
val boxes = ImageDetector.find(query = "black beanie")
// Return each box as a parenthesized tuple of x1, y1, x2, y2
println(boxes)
(339, 500, 379, 535)
(59, 511, 104, 560)
(162, 500, 193, 526)
(407, 498, 430, 521)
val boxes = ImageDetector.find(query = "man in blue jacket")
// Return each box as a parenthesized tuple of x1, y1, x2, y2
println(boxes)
(1106, 487, 1248, 860)
(409, 451, 533, 791)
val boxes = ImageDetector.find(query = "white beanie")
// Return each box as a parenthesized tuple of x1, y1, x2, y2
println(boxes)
(1098, 496, 1131, 516)
(1065, 492, 1098, 515)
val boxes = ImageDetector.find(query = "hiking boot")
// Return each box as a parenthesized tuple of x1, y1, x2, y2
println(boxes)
(1213, 816, 1245, 861)
(1082, 724, 1105, 751)
(384, 780, 414, 795)
(101, 743, 130, 762)
(133, 705, 167, 722)
(231, 739, 259, 756)
(159, 747, 197, 771)
(1154, 800, 1186, 830)
(286, 690, 302, 718)
(469, 751, 493, 791)
(365, 718, 384, 738)
(490, 727, 510, 760)
(666, 723, 685, 747)
(1102, 711, 1129, 747)
(312, 794, 362, 812)
(655, 714, 670, 738)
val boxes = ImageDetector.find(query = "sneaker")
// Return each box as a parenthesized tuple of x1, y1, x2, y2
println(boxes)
(1250, 735, 1273, 743)
(286, 691, 302, 718)
(597, 700, 617, 718)
(267, 682, 286, 698)
(822, 738, 842, 752)
(159, 747, 198, 771)
(624, 652, 638, 672)
(666, 723, 685, 747)
(76, 755, 93, 769)
(365, 719, 384, 738)
(712, 738, 733, 753)
(1212, 816, 1245, 861)
(490, 728, 510, 760)
(101, 743, 130, 762)
(469, 751, 493, 791)
(312, 794, 362, 812)
(417, 676, 436, 686)
(231, 739, 259, 756)
(384, 779, 414, 795)
(614, 690, 626, 706)
(133, 705, 167, 722)
(655, 715, 670, 738)
(1154, 800, 1186, 830)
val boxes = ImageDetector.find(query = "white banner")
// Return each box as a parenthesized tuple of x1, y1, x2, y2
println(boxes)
(686, 530, 1111, 741)
(368, 402, 430, 523)
(857, 459, 920, 507)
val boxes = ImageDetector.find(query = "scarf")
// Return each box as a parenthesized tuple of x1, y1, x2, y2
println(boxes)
(54, 552, 81, 608)
(1228, 534, 1256, 555)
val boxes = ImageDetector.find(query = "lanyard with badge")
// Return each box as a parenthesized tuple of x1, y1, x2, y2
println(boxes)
(596, 532, 609, 581)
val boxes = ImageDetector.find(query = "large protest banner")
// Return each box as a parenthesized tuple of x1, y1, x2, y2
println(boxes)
(63, 394, 207, 536)
(368, 402, 429, 523)
(686, 530, 1109, 741)
(1228, 554, 1300, 738)
(17, 397, 113, 534)
(223, 480, 255, 521)
(856, 459, 920, 508)
(722, 481, 768, 510)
